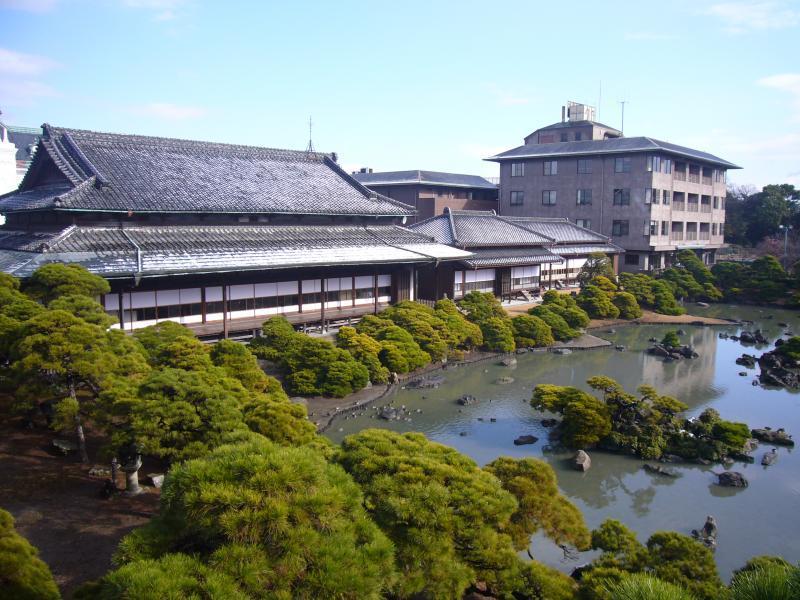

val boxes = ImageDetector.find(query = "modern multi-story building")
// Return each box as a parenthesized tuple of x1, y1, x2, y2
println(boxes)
(0, 124, 471, 338)
(352, 169, 498, 223)
(488, 102, 740, 272)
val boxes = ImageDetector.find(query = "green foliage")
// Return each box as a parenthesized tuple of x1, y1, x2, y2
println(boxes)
(336, 326, 389, 384)
(578, 285, 620, 319)
(252, 317, 369, 397)
(591, 275, 618, 292)
(517, 561, 578, 600)
(661, 331, 681, 348)
(115, 434, 395, 599)
(458, 290, 507, 323)
(578, 252, 616, 288)
(511, 314, 555, 347)
(645, 532, 723, 600)
(728, 563, 800, 600)
(434, 298, 484, 349)
(711, 420, 750, 449)
(618, 273, 656, 306)
(378, 302, 450, 360)
(651, 281, 685, 315)
(211, 339, 284, 396)
(541, 291, 591, 328)
(355, 315, 430, 373)
(0, 284, 44, 361)
(481, 316, 516, 352)
(133, 321, 197, 367)
(48, 295, 117, 328)
(612, 292, 642, 320)
(604, 573, 695, 600)
(712, 257, 792, 303)
(733, 555, 791, 579)
(660, 268, 704, 300)
(532, 384, 612, 448)
(336, 429, 520, 599)
(0, 508, 60, 600)
(484, 456, 590, 551)
(24, 263, 110, 303)
(75, 553, 246, 599)
(675, 250, 715, 286)
(528, 306, 578, 340)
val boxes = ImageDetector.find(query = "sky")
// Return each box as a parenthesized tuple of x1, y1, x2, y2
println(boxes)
(1, 0, 798, 188)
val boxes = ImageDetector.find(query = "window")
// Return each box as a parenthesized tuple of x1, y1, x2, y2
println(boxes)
(510, 191, 524, 205)
(713, 196, 719, 209)
(712, 223, 718, 235)
(663, 190, 671, 205)
(612, 220, 629, 236)
(560, 133, 568, 142)
(720, 223, 725, 235)
(576, 189, 592, 205)
(649, 220, 658, 235)
(576, 218, 592, 229)
(511, 162, 525, 177)
(577, 158, 593, 174)
(645, 188, 652, 204)
(663, 159, 673, 174)
(615, 157, 631, 173)
(544, 160, 558, 175)
(647, 155, 662, 172)
(613, 189, 631, 206)
(575, 132, 582, 141)
(542, 190, 557, 205)
(661, 221, 669, 235)
(625, 253, 640, 265)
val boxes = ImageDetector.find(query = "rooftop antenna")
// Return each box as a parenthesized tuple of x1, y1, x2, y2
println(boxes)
(305, 116, 315, 153)
(619, 100, 627, 134)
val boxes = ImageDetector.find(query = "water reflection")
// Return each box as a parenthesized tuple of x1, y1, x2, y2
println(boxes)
(326, 305, 800, 580)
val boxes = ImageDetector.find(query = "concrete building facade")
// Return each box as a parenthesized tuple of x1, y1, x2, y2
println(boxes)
(488, 103, 739, 272)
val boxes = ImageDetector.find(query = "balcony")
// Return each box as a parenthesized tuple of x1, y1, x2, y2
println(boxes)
(699, 231, 710, 240)
(688, 173, 700, 184)
(673, 202, 686, 211)
(671, 231, 684, 241)
(687, 202, 699, 212)
(674, 170, 686, 182)
(701, 203, 711, 213)
(702, 176, 712, 186)
(686, 231, 698, 241)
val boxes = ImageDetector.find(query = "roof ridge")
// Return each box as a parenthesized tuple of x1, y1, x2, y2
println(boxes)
(496, 215, 556, 243)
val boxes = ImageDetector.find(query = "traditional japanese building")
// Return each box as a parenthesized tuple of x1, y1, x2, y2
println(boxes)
(0, 125, 471, 338)
(411, 209, 622, 301)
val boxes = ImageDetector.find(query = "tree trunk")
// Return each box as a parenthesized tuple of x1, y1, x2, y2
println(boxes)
(70, 381, 89, 463)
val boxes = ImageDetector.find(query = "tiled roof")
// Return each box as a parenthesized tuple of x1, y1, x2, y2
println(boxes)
(0, 224, 471, 278)
(353, 170, 497, 189)
(552, 244, 623, 256)
(412, 209, 553, 247)
(461, 247, 563, 268)
(6, 125, 42, 162)
(0, 125, 414, 216)
(506, 217, 609, 244)
(487, 136, 740, 169)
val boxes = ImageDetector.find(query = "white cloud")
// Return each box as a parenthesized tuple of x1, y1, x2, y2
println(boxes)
(758, 73, 800, 121)
(704, 1, 800, 33)
(123, 0, 186, 21)
(0, 80, 58, 107)
(0, 0, 57, 12)
(623, 32, 676, 41)
(130, 102, 208, 120)
(0, 47, 57, 76)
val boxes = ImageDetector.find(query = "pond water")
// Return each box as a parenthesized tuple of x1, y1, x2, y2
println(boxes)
(325, 305, 800, 580)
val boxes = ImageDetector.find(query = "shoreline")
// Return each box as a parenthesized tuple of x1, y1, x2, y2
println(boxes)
(307, 309, 733, 433)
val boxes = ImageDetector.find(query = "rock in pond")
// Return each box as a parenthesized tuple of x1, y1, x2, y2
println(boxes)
(456, 395, 477, 406)
(495, 376, 515, 385)
(574, 450, 591, 472)
(696, 301, 710, 307)
(751, 428, 795, 447)
(736, 354, 757, 368)
(717, 471, 749, 488)
(499, 357, 517, 367)
(515, 348, 528, 355)
(513, 435, 538, 446)
(541, 418, 558, 428)
(378, 406, 399, 420)
(643, 464, 678, 477)
(551, 348, 572, 355)
(692, 515, 718, 549)
(406, 375, 446, 389)
(761, 448, 778, 466)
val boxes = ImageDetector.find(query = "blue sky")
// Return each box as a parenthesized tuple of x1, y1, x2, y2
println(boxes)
(1, 0, 798, 188)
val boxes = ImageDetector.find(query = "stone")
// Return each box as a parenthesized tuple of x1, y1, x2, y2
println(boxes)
(735, 354, 757, 368)
(761, 449, 778, 466)
(729, 451, 755, 464)
(643, 464, 678, 477)
(696, 301, 710, 307)
(551, 348, 572, 355)
(456, 395, 477, 406)
(606, 329, 616, 334)
(499, 357, 517, 367)
(676, 329, 686, 335)
(88, 465, 111, 478)
(659, 454, 682, 463)
(739, 372, 748, 377)
(541, 418, 558, 428)
(406, 375, 445, 389)
(378, 406, 399, 420)
(514, 435, 538, 446)
(574, 450, 591, 472)
(495, 376, 515, 385)
(490, 418, 497, 423)
(692, 515, 718, 549)
(459, 431, 468, 436)
(615, 345, 625, 352)
(751, 428, 794, 447)
(52, 439, 77, 455)
(515, 348, 528, 354)
(778, 322, 789, 327)
(717, 471, 748, 488)
(148, 473, 165, 488)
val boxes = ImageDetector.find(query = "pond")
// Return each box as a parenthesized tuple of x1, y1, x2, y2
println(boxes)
(325, 304, 800, 580)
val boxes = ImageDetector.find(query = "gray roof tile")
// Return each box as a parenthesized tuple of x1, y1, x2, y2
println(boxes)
(0, 125, 414, 216)
(462, 247, 563, 268)
(0, 224, 471, 278)
(506, 217, 609, 243)
(487, 136, 739, 169)
(412, 209, 552, 247)
(353, 169, 497, 189)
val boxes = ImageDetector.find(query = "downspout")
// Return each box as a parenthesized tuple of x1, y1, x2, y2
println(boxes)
(119, 226, 143, 286)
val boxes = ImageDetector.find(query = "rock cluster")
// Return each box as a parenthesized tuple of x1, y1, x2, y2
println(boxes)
(751, 427, 794, 447)
(735, 354, 757, 368)
(739, 330, 770, 344)
(405, 375, 446, 389)
(647, 344, 698, 360)
(513, 435, 538, 446)
(643, 464, 678, 478)
(757, 351, 800, 388)
(717, 471, 748, 488)
(456, 395, 477, 406)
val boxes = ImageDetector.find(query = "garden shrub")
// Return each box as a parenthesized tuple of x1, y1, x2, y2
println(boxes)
(511, 314, 554, 347)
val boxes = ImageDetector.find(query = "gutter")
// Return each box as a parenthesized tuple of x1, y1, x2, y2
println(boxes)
(119, 226, 143, 285)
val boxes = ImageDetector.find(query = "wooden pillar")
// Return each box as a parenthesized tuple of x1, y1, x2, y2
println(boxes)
(549, 263, 553, 289)
(298, 279, 303, 314)
(117, 292, 125, 330)
(222, 285, 229, 339)
(320, 278, 326, 331)
(201, 287, 207, 323)
(352, 276, 356, 308)
(373, 273, 378, 314)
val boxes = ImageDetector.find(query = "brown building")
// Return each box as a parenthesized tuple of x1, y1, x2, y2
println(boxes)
(488, 102, 740, 273)
(352, 169, 498, 223)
